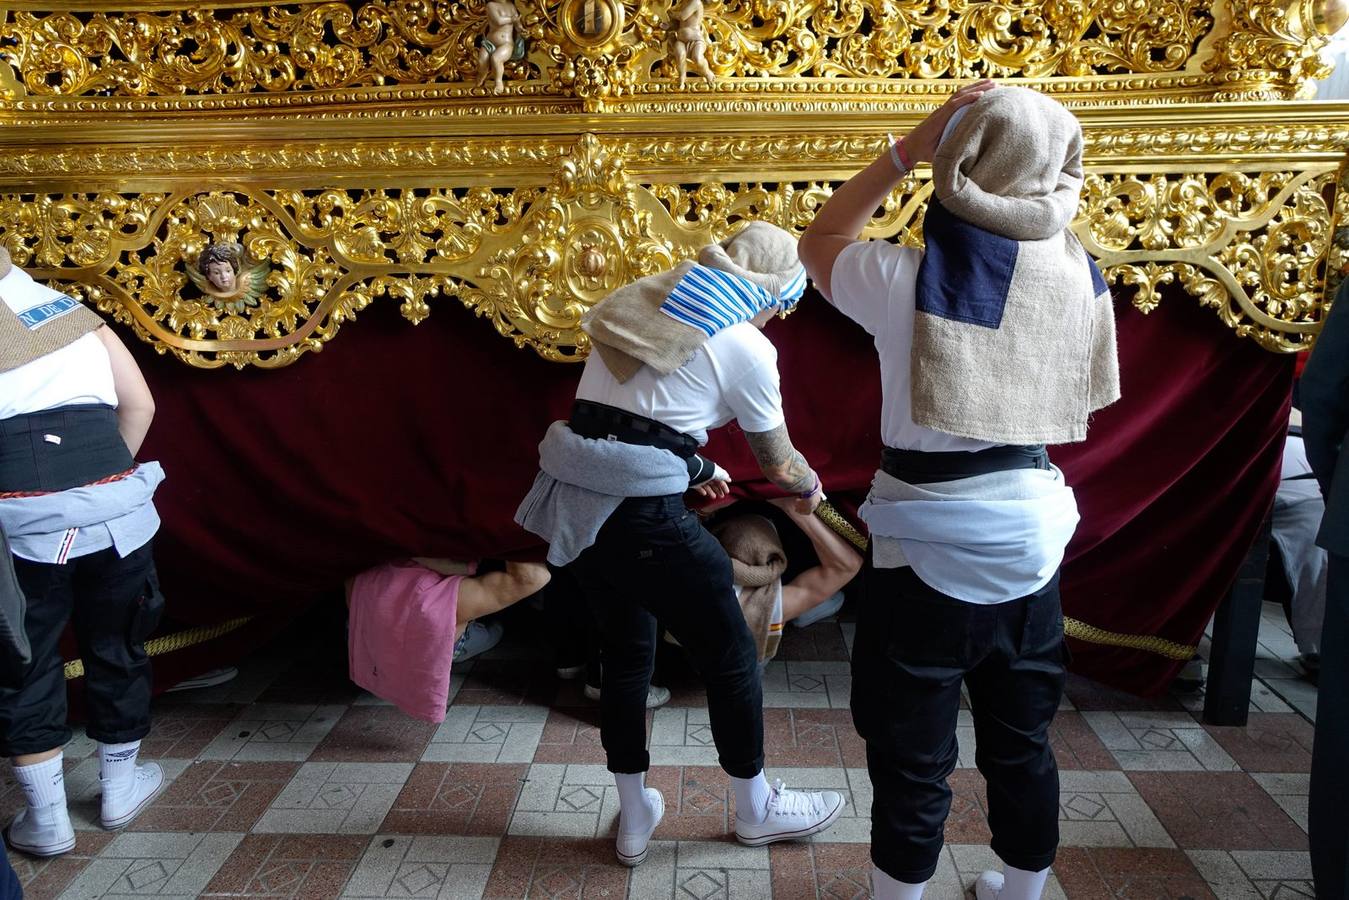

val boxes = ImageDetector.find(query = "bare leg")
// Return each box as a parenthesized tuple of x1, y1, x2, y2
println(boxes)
(492, 44, 512, 93)
(13, 748, 62, 767)
(475, 47, 490, 87)
(692, 41, 713, 81)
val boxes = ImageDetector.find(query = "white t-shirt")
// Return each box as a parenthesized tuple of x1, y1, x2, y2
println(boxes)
(0, 268, 116, 420)
(830, 241, 995, 453)
(576, 321, 785, 445)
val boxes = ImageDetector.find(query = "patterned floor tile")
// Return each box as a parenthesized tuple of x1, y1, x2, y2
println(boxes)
(200, 833, 370, 899)
(673, 839, 772, 900)
(508, 764, 620, 839)
(1051, 846, 1217, 898)
(1057, 770, 1174, 848)
(1187, 849, 1316, 899)
(138, 703, 245, 760)
(1203, 713, 1316, 773)
(644, 766, 731, 841)
(1128, 772, 1308, 851)
(533, 707, 608, 765)
(762, 709, 866, 769)
(650, 707, 720, 767)
(1048, 711, 1121, 771)
(341, 834, 499, 898)
(57, 831, 243, 899)
(129, 760, 300, 833)
(452, 660, 559, 708)
(198, 704, 347, 762)
(1083, 711, 1240, 771)
(6, 832, 115, 900)
(774, 622, 850, 663)
(380, 762, 527, 835)
(484, 835, 627, 899)
(761, 662, 851, 710)
(421, 705, 547, 765)
(1250, 773, 1310, 833)
(310, 708, 438, 764)
(255, 762, 413, 834)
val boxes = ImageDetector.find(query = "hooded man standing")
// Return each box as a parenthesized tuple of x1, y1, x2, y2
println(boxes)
(800, 83, 1119, 900)
(516, 222, 846, 868)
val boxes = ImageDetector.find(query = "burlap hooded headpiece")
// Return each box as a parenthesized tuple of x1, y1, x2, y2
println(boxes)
(0, 247, 104, 374)
(911, 87, 1120, 444)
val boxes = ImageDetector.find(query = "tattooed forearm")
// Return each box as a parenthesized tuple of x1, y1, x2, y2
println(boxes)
(744, 424, 817, 494)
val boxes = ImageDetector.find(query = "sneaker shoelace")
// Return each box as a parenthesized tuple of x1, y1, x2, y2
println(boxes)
(766, 780, 825, 819)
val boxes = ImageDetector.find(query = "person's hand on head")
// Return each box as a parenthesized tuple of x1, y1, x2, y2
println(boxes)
(901, 79, 996, 165)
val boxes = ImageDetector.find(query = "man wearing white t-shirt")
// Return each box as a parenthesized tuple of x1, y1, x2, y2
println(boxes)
(800, 83, 1118, 900)
(518, 277, 846, 866)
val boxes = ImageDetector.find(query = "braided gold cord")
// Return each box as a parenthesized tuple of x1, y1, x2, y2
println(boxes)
(63, 616, 253, 680)
(813, 500, 1198, 662)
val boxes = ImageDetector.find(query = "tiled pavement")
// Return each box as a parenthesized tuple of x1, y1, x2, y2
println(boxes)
(4, 601, 1318, 899)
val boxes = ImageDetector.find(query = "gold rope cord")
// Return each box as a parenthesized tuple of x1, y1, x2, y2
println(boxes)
(62, 616, 253, 681)
(814, 499, 1199, 661)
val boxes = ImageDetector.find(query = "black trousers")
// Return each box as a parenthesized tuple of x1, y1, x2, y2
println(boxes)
(1311, 552, 1349, 899)
(571, 494, 764, 777)
(851, 561, 1066, 884)
(0, 541, 163, 756)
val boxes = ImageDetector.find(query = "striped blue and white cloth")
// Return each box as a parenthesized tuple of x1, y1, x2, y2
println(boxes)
(658, 263, 808, 338)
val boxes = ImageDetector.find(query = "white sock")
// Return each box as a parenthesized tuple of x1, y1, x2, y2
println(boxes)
(872, 866, 926, 900)
(613, 772, 656, 835)
(99, 741, 141, 794)
(13, 754, 67, 819)
(731, 772, 772, 824)
(1000, 866, 1050, 900)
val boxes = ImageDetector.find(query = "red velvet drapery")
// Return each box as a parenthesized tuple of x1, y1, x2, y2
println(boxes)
(127, 282, 1290, 696)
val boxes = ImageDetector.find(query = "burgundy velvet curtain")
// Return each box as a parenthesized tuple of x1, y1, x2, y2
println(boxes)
(122, 282, 1290, 695)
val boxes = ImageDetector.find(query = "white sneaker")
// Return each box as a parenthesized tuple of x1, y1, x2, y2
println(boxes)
(4, 805, 75, 858)
(975, 870, 1004, 900)
(734, 780, 845, 846)
(583, 683, 672, 709)
(101, 763, 165, 830)
(615, 788, 664, 867)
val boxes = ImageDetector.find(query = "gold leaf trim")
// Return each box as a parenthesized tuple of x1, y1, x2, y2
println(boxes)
(62, 616, 252, 680)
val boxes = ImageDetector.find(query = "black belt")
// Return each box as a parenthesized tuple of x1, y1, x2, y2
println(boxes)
(881, 444, 1049, 485)
(0, 404, 133, 493)
(569, 400, 700, 460)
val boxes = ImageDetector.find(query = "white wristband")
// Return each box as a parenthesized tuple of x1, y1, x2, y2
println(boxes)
(887, 133, 909, 175)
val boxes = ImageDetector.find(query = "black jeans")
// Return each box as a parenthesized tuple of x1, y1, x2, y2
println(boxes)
(0, 541, 163, 755)
(1311, 553, 1349, 899)
(571, 494, 763, 777)
(851, 561, 1066, 884)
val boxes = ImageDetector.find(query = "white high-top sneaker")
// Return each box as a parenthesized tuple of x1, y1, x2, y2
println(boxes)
(733, 780, 845, 846)
(100, 762, 165, 830)
(614, 787, 664, 867)
(4, 804, 75, 858)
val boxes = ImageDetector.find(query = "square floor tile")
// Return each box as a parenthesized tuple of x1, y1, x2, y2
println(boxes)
(201, 833, 370, 898)
(650, 707, 720, 767)
(1057, 770, 1174, 848)
(774, 622, 850, 662)
(198, 703, 347, 762)
(311, 708, 438, 764)
(341, 834, 499, 898)
(1049, 711, 1121, 771)
(1128, 771, 1308, 851)
(483, 834, 626, 898)
(255, 762, 413, 835)
(533, 707, 608, 765)
(1204, 713, 1316, 773)
(129, 760, 300, 833)
(6, 831, 114, 900)
(421, 706, 546, 765)
(1051, 846, 1216, 898)
(1187, 849, 1316, 899)
(1251, 773, 1310, 833)
(139, 704, 245, 760)
(1083, 711, 1240, 771)
(508, 764, 620, 839)
(763, 708, 866, 769)
(380, 762, 526, 836)
(451, 660, 559, 708)
(59, 831, 243, 898)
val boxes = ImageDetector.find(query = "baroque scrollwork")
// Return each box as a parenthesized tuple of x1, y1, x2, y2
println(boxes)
(0, 0, 1328, 106)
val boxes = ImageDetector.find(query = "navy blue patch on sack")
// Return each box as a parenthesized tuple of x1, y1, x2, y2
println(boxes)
(1087, 251, 1108, 296)
(17, 294, 81, 330)
(915, 199, 1019, 329)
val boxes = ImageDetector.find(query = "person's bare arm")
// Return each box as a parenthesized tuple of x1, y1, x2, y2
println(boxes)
(768, 498, 862, 621)
(411, 558, 475, 577)
(455, 561, 551, 625)
(743, 423, 822, 514)
(799, 80, 995, 301)
(95, 325, 155, 456)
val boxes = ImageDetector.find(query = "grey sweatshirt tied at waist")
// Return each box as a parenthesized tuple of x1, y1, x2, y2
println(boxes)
(514, 421, 691, 566)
